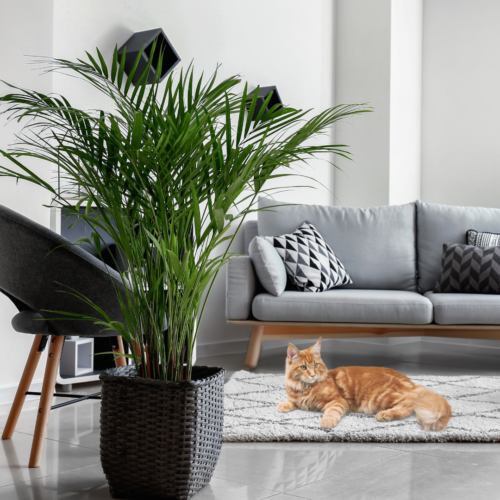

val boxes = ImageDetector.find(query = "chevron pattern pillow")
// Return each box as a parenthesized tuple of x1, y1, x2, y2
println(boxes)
(467, 229, 500, 247)
(434, 243, 500, 294)
(264, 221, 352, 293)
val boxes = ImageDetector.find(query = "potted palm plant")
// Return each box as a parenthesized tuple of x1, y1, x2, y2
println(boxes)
(0, 43, 369, 499)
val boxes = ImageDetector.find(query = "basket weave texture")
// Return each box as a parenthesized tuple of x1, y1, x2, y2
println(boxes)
(100, 365, 225, 499)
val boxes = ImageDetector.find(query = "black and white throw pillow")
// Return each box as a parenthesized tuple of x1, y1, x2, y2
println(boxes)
(264, 221, 352, 292)
(434, 243, 500, 294)
(467, 229, 500, 248)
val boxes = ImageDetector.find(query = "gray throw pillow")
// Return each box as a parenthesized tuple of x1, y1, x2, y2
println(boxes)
(434, 243, 500, 294)
(249, 236, 287, 296)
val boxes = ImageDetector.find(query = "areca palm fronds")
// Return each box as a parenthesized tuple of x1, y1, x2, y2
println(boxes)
(0, 44, 370, 381)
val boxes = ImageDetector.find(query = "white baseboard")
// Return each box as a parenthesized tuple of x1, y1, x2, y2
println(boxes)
(0, 381, 42, 406)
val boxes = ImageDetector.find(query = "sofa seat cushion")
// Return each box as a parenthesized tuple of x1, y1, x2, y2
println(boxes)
(252, 289, 433, 324)
(425, 291, 500, 325)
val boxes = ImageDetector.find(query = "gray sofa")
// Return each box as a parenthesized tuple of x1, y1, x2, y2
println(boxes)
(226, 198, 500, 368)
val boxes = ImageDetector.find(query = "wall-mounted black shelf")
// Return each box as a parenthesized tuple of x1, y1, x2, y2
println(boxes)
(118, 28, 181, 85)
(248, 86, 283, 121)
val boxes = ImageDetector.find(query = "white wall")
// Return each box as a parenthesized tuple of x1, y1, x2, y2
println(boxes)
(335, 0, 423, 208)
(421, 0, 500, 208)
(334, 0, 500, 210)
(0, 0, 53, 399)
(334, 0, 391, 208)
(389, 0, 422, 205)
(52, 0, 336, 207)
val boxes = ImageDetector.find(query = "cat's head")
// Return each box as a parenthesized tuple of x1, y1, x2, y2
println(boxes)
(285, 338, 328, 386)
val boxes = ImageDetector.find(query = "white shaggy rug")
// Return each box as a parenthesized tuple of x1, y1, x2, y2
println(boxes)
(223, 370, 500, 443)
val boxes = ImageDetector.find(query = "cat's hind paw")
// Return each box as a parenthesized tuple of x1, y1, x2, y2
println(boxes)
(277, 401, 296, 413)
(320, 416, 340, 429)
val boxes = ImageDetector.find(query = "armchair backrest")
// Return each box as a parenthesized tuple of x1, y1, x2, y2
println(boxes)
(0, 205, 127, 337)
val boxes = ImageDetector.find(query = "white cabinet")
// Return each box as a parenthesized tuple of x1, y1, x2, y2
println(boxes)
(59, 338, 94, 377)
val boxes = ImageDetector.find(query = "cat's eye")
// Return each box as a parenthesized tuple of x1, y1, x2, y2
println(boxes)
(301, 365, 307, 370)
(314, 363, 318, 368)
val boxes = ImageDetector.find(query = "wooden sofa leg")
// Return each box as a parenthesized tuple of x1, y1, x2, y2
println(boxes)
(113, 336, 127, 367)
(2, 335, 46, 440)
(29, 335, 65, 468)
(245, 326, 264, 369)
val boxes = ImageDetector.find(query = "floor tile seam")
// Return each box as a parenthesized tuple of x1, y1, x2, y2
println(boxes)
(411, 449, 500, 470)
(367, 445, 500, 470)
(0, 464, 99, 490)
(259, 493, 287, 500)
(282, 449, 410, 493)
(261, 492, 310, 500)
(14, 429, 100, 452)
(211, 474, 284, 494)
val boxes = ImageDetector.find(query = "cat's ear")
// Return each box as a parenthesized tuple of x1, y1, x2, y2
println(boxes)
(287, 343, 300, 361)
(311, 338, 322, 356)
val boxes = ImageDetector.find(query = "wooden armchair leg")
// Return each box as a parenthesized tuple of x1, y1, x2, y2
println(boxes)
(2, 335, 46, 440)
(113, 336, 127, 368)
(29, 335, 65, 468)
(245, 325, 265, 369)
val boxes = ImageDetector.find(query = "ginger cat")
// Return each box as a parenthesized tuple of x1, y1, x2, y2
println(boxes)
(277, 339, 452, 431)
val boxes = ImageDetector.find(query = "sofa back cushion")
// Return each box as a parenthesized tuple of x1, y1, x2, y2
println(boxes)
(258, 198, 417, 291)
(417, 201, 500, 293)
(242, 220, 258, 255)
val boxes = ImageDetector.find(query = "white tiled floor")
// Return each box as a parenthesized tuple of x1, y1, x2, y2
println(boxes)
(1, 340, 500, 499)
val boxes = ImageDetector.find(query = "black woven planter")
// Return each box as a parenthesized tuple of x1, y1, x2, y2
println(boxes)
(100, 365, 225, 500)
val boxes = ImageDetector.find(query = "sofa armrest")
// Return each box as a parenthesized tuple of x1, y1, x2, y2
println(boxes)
(226, 256, 257, 320)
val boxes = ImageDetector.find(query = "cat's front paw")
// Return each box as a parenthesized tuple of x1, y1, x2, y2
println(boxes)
(376, 411, 391, 422)
(320, 416, 340, 429)
(277, 401, 295, 413)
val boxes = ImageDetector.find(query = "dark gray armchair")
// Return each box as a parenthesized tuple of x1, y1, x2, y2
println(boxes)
(0, 204, 127, 468)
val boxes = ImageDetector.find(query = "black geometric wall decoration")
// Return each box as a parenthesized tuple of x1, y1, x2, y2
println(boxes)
(248, 86, 283, 121)
(117, 28, 181, 85)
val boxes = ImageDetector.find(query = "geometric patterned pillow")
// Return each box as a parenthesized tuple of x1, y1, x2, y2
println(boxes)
(264, 221, 352, 292)
(434, 243, 500, 294)
(467, 229, 500, 247)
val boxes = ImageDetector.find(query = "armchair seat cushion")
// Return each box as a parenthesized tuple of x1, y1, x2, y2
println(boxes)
(252, 289, 433, 324)
(12, 310, 51, 335)
(425, 291, 500, 325)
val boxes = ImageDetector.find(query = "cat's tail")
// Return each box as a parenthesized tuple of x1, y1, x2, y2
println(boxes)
(412, 386, 452, 431)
